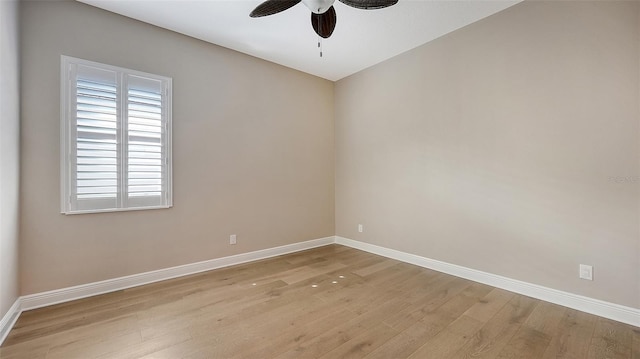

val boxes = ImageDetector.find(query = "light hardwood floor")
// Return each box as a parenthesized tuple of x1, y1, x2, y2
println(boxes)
(1, 244, 639, 358)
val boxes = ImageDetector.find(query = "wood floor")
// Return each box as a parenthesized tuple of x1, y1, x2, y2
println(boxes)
(1, 245, 638, 359)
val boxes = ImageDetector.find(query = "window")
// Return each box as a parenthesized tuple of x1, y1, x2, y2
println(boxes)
(61, 56, 172, 214)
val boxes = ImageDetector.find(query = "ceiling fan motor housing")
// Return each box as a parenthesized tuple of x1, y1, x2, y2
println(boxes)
(302, 0, 336, 14)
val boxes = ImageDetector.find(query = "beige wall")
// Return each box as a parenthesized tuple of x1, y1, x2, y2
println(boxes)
(0, 0, 21, 320)
(16, 0, 640, 311)
(20, 1, 335, 295)
(335, 1, 640, 308)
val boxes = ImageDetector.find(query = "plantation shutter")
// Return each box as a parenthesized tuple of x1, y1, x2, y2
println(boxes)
(62, 56, 172, 214)
(72, 64, 120, 211)
(126, 75, 167, 207)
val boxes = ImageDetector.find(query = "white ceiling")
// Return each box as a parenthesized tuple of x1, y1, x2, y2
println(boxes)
(78, 0, 521, 81)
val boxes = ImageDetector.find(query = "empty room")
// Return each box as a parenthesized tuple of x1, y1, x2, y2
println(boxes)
(0, 0, 639, 357)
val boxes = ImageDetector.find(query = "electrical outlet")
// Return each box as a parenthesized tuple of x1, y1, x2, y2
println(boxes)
(358, 224, 363, 233)
(230, 234, 237, 245)
(579, 264, 593, 280)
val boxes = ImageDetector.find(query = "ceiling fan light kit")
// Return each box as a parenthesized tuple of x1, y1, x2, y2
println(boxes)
(250, 0, 398, 39)
(303, 0, 336, 14)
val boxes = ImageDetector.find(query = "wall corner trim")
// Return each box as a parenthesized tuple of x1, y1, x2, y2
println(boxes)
(335, 236, 640, 327)
(0, 298, 22, 346)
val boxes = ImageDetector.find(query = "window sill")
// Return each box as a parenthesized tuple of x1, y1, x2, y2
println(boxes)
(61, 204, 173, 215)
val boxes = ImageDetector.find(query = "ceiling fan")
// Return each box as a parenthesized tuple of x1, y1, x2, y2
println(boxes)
(249, 0, 398, 39)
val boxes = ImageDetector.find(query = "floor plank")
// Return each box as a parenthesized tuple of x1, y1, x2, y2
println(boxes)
(496, 326, 551, 358)
(632, 327, 640, 359)
(406, 315, 485, 358)
(542, 308, 598, 359)
(449, 295, 539, 358)
(587, 318, 634, 359)
(523, 301, 567, 336)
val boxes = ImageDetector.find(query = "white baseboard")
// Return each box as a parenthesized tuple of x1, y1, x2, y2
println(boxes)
(0, 298, 21, 346)
(20, 236, 335, 312)
(335, 236, 640, 328)
(3, 234, 637, 348)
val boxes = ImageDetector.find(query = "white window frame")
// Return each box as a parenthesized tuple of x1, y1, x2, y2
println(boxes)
(61, 55, 173, 214)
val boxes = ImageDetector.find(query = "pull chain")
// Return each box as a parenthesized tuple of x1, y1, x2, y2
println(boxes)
(317, 8, 323, 58)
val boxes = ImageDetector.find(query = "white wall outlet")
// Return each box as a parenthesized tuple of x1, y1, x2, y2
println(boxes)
(579, 264, 593, 280)
(358, 224, 363, 233)
(230, 234, 237, 245)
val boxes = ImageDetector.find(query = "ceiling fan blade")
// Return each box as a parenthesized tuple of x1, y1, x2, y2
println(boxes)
(338, 0, 397, 10)
(311, 6, 337, 38)
(250, 0, 301, 17)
